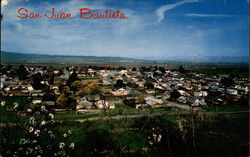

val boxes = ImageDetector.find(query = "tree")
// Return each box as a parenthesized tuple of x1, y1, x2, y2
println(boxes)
(18, 65, 29, 80)
(32, 73, 46, 90)
(136, 95, 145, 104)
(48, 75, 54, 85)
(179, 65, 186, 74)
(42, 88, 56, 101)
(145, 78, 154, 89)
(56, 93, 68, 107)
(220, 77, 234, 87)
(114, 79, 125, 88)
(170, 89, 181, 99)
(67, 71, 78, 86)
(71, 80, 84, 92)
(59, 85, 70, 94)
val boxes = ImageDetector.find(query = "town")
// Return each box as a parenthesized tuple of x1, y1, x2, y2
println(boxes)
(1, 64, 248, 116)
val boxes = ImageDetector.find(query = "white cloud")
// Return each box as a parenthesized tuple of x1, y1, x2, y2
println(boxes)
(156, 0, 199, 23)
(185, 13, 233, 17)
(1, 0, 8, 8)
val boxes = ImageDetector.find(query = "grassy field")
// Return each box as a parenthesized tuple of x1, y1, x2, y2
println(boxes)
(1, 114, 249, 157)
(205, 105, 249, 112)
(54, 103, 173, 121)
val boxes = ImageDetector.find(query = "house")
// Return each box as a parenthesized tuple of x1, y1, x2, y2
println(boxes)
(95, 100, 115, 109)
(187, 96, 207, 107)
(32, 97, 42, 104)
(111, 88, 130, 96)
(76, 98, 93, 110)
(194, 91, 208, 97)
(227, 89, 238, 95)
(135, 81, 145, 88)
(41, 101, 55, 106)
(178, 96, 187, 103)
(145, 96, 164, 108)
(102, 79, 112, 85)
(135, 104, 151, 109)
(178, 90, 190, 96)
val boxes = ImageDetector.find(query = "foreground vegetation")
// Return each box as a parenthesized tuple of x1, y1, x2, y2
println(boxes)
(1, 113, 249, 157)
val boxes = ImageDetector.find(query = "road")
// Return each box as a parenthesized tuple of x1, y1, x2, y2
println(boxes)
(73, 110, 249, 123)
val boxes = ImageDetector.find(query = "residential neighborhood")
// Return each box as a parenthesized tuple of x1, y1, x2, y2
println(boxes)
(1, 64, 248, 115)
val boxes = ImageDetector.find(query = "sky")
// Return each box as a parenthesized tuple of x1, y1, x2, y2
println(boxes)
(1, 0, 249, 59)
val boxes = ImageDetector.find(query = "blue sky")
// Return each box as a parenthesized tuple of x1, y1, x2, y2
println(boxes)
(1, 0, 249, 59)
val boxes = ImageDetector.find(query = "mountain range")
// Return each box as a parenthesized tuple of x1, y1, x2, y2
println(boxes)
(1, 51, 248, 65)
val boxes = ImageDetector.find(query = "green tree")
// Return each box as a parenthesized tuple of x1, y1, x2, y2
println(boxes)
(170, 89, 181, 99)
(114, 79, 125, 88)
(179, 65, 186, 74)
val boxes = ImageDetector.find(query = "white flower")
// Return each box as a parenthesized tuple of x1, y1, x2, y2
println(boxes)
(68, 130, 72, 134)
(1, 101, 6, 106)
(26, 148, 33, 154)
(29, 117, 36, 125)
(27, 109, 32, 113)
(34, 130, 40, 137)
(41, 120, 46, 125)
(28, 127, 34, 133)
(13, 102, 18, 109)
(35, 145, 41, 150)
(19, 138, 26, 145)
(63, 133, 67, 138)
(49, 113, 54, 119)
(59, 142, 65, 149)
(69, 143, 75, 149)
(41, 106, 47, 112)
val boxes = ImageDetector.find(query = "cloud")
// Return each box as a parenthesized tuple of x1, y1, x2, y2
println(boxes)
(1, 0, 8, 8)
(185, 13, 233, 17)
(156, 0, 199, 23)
(1, 0, 153, 56)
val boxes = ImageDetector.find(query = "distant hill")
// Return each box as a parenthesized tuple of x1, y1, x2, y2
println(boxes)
(161, 55, 249, 64)
(0, 51, 145, 65)
(0, 51, 248, 65)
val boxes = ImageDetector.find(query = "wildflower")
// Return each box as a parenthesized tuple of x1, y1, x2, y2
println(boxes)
(26, 148, 33, 155)
(1, 101, 5, 106)
(69, 143, 75, 149)
(29, 117, 36, 125)
(35, 111, 41, 115)
(68, 130, 72, 134)
(13, 102, 18, 109)
(48, 130, 53, 134)
(51, 134, 55, 139)
(18, 147, 23, 151)
(35, 145, 41, 150)
(59, 142, 65, 149)
(27, 109, 32, 113)
(41, 120, 46, 125)
(34, 130, 40, 137)
(19, 138, 26, 145)
(49, 113, 54, 119)
(63, 133, 67, 138)
(28, 127, 34, 133)
(41, 106, 46, 112)
(157, 134, 162, 143)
